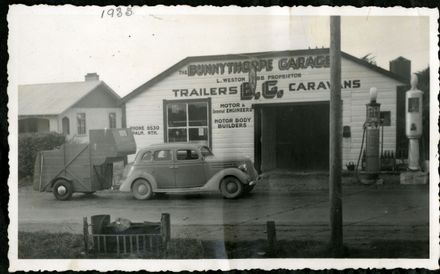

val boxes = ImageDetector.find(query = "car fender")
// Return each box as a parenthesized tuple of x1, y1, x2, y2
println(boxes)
(204, 168, 250, 190)
(119, 171, 158, 192)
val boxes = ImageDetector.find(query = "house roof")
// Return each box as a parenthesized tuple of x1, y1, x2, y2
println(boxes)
(18, 80, 121, 116)
(123, 48, 409, 102)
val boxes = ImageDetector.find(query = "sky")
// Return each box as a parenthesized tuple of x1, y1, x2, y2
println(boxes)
(8, 6, 433, 97)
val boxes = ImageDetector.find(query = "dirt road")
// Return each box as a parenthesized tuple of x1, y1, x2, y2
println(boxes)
(18, 180, 429, 242)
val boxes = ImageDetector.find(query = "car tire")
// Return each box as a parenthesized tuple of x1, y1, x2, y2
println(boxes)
(220, 176, 244, 199)
(132, 179, 153, 200)
(52, 179, 73, 201)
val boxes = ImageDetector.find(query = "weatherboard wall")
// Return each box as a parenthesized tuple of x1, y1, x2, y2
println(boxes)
(125, 53, 403, 167)
(60, 107, 122, 143)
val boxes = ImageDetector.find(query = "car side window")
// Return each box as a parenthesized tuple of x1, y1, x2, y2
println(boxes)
(176, 149, 199, 160)
(141, 151, 152, 161)
(153, 150, 172, 161)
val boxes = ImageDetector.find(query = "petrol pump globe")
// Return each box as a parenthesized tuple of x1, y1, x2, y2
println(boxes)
(369, 87, 378, 103)
(405, 74, 423, 171)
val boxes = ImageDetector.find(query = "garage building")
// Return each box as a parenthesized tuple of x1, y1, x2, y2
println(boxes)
(122, 48, 409, 172)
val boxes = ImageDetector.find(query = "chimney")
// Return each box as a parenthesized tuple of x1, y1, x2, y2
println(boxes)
(389, 57, 411, 81)
(85, 73, 99, 81)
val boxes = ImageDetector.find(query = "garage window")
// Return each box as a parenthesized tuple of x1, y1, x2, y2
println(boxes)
(164, 99, 211, 146)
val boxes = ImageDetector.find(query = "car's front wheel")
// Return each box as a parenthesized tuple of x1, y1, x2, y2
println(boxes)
(220, 176, 243, 199)
(132, 179, 153, 200)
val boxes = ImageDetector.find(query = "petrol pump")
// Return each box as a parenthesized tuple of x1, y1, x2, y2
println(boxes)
(405, 74, 423, 171)
(364, 87, 381, 180)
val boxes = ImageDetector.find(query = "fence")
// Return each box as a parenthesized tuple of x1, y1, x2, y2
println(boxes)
(360, 149, 409, 172)
(83, 213, 170, 257)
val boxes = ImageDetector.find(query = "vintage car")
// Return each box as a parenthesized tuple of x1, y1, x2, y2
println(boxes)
(119, 143, 259, 200)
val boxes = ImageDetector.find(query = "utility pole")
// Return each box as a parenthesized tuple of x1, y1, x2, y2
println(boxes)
(329, 15, 343, 256)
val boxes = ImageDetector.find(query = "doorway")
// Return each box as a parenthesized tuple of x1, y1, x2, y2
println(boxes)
(255, 102, 330, 172)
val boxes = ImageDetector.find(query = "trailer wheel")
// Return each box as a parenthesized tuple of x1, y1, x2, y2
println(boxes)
(53, 179, 73, 201)
(220, 176, 243, 199)
(132, 179, 153, 200)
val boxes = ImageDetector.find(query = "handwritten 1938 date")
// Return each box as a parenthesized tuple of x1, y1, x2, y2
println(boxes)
(101, 7, 133, 18)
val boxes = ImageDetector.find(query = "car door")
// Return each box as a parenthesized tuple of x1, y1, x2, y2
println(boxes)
(152, 149, 175, 188)
(174, 148, 206, 188)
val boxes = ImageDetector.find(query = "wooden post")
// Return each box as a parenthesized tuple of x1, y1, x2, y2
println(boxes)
(266, 221, 277, 256)
(161, 213, 171, 246)
(160, 213, 171, 258)
(83, 217, 89, 255)
(329, 15, 343, 256)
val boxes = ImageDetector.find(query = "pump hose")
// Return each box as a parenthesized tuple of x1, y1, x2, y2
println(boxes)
(355, 123, 367, 183)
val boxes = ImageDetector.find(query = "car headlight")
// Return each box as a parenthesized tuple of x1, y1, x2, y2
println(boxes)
(238, 163, 247, 172)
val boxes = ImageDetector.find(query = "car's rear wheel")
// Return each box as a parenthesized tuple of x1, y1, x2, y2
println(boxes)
(132, 179, 153, 200)
(220, 176, 243, 199)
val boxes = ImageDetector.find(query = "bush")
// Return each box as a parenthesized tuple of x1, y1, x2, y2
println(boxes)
(18, 132, 65, 179)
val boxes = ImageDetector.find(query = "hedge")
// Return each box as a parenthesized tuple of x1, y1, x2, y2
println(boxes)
(18, 132, 65, 179)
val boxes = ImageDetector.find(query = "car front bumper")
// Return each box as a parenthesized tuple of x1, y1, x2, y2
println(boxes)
(248, 174, 261, 186)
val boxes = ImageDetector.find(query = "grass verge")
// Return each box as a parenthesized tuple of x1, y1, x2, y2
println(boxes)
(19, 231, 429, 259)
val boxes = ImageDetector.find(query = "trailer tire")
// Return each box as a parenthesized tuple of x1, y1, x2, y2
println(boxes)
(132, 179, 153, 200)
(53, 179, 73, 201)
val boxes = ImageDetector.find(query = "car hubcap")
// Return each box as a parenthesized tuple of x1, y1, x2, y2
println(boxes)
(138, 184, 147, 195)
(57, 185, 67, 195)
(226, 181, 238, 193)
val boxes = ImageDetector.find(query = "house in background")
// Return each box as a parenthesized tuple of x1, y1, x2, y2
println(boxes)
(18, 73, 123, 142)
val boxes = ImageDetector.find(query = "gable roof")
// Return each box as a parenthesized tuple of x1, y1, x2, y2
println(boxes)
(18, 80, 121, 116)
(123, 48, 408, 102)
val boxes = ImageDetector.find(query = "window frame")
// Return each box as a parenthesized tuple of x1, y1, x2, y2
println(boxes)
(76, 113, 86, 135)
(163, 98, 212, 148)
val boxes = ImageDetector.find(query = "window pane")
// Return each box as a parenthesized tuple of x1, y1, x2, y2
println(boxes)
(168, 128, 187, 142)
(188, 102, 207, 126)
(189, 127, 208, 141)
(142, 151, 152, 161)
(168, 103, 187, 127)
(176, 149, 199, 160)
(77, 113, 86, 135)
(153, 150, 172, 161)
